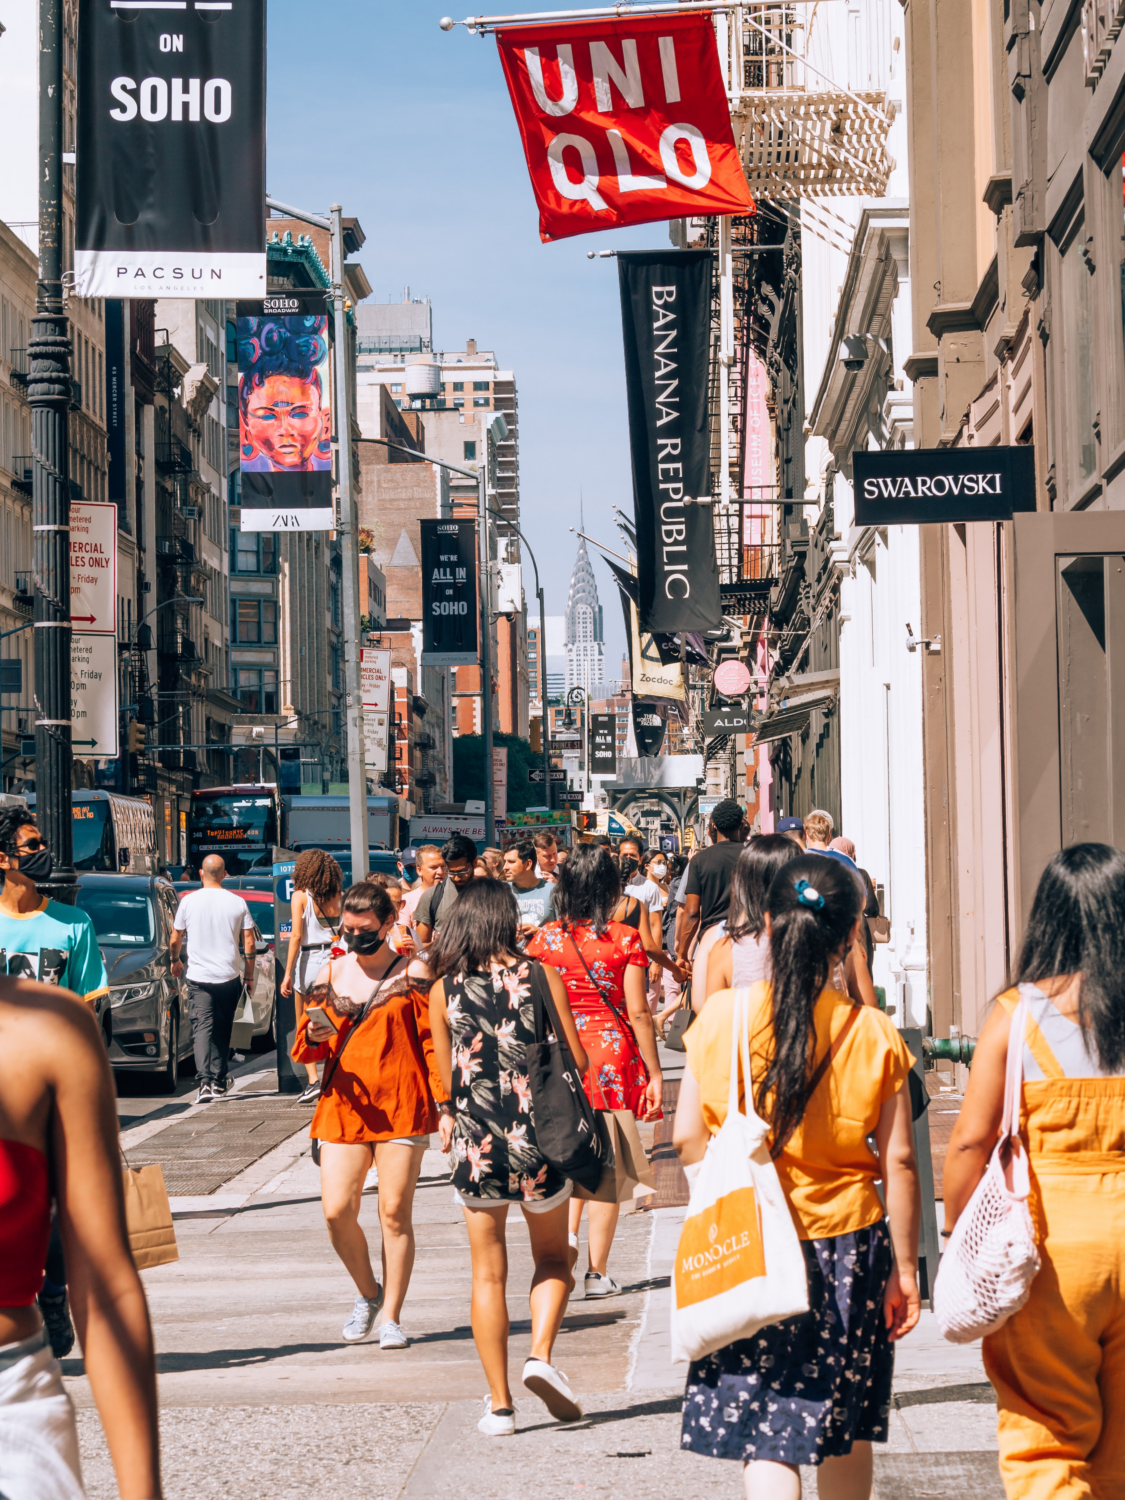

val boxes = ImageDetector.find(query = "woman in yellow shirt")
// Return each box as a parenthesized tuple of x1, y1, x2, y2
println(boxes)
(673, 854, 921, 1500)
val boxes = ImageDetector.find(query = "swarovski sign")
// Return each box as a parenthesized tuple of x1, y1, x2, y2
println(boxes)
(853, 446, 1037, 526)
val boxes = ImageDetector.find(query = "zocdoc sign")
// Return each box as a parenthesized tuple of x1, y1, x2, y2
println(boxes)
(853, 446, 1037, 526)
(75, 0, 266, 299)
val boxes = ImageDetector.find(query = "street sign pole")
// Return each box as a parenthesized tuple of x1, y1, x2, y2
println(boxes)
(31, 0, 76, 903)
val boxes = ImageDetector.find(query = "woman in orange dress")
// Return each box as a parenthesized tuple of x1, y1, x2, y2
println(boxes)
(292, 880, 445, 1351)
(528, 844, 663, 1299)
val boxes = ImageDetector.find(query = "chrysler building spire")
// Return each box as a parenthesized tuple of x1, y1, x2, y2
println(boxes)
(564, 533, 604, 695)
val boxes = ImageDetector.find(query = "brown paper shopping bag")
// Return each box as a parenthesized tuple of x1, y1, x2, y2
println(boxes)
(574, 1110, 656, 1204)
(121, 1162, 179, 1270)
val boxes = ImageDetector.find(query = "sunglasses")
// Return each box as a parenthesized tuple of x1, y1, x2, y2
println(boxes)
(14, 838, 47, 853)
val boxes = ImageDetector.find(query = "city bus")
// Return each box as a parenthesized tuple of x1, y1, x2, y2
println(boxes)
(186, 784, 284, 876)
(26, 790, 161, 874)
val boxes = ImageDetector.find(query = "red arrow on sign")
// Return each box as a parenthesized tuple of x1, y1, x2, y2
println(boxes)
(71, 615, 96, 623)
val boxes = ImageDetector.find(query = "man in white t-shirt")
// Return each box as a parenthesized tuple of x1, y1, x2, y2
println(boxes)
(170, 855, 256, 1102)
(401, 844, 445, 934)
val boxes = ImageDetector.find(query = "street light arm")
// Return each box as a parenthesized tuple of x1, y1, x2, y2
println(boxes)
(365, 436, 481, 482)
(265, 196, 331, 232)
(130, 595, 204, 643)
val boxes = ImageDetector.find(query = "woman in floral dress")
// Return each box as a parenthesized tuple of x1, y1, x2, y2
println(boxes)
(528, 844, 663, 1299)
(429, 879, 589, 1437)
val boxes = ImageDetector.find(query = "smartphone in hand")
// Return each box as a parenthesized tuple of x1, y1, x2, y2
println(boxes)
(304, 1004, 339, 1034)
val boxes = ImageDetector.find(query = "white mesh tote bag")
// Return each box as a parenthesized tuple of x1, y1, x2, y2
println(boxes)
(670, 987, 809, 1363)
(933, 994, 1040, 1343)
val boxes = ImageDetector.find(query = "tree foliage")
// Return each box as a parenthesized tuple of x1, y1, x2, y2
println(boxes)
(452, 734, 544, 813)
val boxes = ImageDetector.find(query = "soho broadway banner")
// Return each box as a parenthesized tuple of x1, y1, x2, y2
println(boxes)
(853, 446, 1038, 526)
(236, 293, 333, 530)
(618, 250, 722, 637)
(495, 13, 753, 242)
(421, 519, 478, 667)
(75, 0, 266, 299)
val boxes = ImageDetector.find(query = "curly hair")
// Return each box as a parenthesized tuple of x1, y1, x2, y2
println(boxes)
(237, 315, 327, 418)
(292, 847, 343, 903)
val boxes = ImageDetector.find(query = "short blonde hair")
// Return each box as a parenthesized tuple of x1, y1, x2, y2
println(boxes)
(803, 812, 833, 846)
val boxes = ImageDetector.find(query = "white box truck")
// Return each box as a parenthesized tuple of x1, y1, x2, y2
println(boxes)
(286, 795, 399, 851)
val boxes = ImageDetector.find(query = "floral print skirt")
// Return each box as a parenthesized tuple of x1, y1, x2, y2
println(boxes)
(681, 1222, 894, 1467)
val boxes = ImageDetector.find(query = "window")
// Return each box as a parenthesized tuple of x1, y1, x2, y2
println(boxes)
(1060, 218, 1096, 490)
(463, 441, 477, 461)
(235, 668, 278, 715)
(230, 528, 278, 575)
(472, 381, 490, 391)
(451, 382, 464, 392)
(232, 597, 278, 644)
(453, 397, 464, 408)
(330, 571, 341, 631)
(331, 643, 342, 691)
(473, 396, 489, 407)
(390, 383, 402, 393)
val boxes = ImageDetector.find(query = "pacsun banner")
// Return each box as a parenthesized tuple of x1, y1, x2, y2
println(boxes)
(421, 519, 479, 667)
(236, 293, 333, 531)
(75, 0, 266, 299)
(496, 14, 753, 242)
(619, 250, 722, 636)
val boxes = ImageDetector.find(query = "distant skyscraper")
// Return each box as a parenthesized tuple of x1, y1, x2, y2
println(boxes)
(564, 533, 605, 695)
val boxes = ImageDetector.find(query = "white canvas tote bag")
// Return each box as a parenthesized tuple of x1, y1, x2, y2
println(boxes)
(670, 987, 809, 1363)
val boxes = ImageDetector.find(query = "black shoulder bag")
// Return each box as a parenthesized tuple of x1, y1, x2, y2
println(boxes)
(524, 960, 606, 1193)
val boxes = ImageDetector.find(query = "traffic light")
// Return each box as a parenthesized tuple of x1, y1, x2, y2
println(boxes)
(127, 721, 146, 754)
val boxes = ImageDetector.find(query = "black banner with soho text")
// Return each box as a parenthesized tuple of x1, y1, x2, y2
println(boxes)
(618, 252, 722, 636)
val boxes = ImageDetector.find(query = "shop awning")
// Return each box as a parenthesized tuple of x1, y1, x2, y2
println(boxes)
(751, 688, 837, 746)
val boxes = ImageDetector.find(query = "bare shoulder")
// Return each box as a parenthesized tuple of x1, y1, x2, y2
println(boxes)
(407, 956, 434, 985)
(0, 976, 102, 1057)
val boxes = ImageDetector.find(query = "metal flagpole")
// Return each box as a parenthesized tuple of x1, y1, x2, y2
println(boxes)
(30, 0, 76, 904)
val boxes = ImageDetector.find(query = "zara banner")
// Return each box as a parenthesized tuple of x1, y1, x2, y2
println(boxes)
(619, 250, 722, 636)
(421, 519, 479, 667)
(76, 0, 266, 299)
(496, 13, 753, 242)
(236, 293, 333, 531)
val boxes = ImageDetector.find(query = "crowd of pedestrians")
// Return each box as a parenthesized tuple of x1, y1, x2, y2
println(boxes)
(5, 805, 1125, 1499)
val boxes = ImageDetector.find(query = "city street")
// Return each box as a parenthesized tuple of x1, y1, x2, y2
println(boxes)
(70, 1051, 1002, 1500)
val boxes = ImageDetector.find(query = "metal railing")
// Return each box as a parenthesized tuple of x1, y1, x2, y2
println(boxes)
(8, 349, 29, 390)
(10, 458, 32, 496)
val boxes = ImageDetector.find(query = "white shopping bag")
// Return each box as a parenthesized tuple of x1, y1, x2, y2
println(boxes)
(670, 987, 809, 1363)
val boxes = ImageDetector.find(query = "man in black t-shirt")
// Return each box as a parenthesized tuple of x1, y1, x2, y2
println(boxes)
(676, 798, 748, 1004)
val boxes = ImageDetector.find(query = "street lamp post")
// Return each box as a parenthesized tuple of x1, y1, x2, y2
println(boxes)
(29, 0, 77, 902)
(265, 196, 368, 879)
(366, 436, 499, 848)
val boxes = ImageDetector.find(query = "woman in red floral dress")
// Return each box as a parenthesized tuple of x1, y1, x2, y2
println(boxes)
(527, 844, 663, 1299)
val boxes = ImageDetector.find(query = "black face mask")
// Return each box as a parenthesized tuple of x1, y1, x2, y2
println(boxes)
(13, 846, 53, 883)
(620, 856, 640, 880)
(344, 928, 385, 956)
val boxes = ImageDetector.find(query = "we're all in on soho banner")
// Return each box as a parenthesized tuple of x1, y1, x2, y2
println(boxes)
(75, 0, 266, 299)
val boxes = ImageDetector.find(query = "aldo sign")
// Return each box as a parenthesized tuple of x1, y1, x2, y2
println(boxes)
(853, 446, 1037, 527)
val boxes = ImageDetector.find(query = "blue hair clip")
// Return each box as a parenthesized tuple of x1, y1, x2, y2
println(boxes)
(794, 878, 825, 910)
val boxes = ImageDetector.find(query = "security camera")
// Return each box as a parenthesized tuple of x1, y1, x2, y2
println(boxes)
(840, 336, 867, 372)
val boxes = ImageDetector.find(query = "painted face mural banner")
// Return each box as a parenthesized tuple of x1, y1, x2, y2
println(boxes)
(75, 0, 266, 299)
(421, 519, 479, 666)
(618, 251, 722, 636)
(496, 14, 753, 242)
(236, 294, 333, 531)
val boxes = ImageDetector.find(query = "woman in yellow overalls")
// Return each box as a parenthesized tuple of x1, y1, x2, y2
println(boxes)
(944, 843, 1125, 1500)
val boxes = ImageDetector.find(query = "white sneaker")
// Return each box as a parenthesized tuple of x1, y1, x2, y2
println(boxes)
(341, 1286, 383, 1342)
(477, 1397, 516, 1437)
(584, 1271, 621, 1299)
(522, 1358, 583, 1422)
(195, 1083, 216, 1104)
(379, 1319, 408, 1350)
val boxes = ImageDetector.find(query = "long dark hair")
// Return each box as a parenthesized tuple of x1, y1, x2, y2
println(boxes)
(430, 878, 520, 979)
(1012, 842, 1125, 1071)
(552, 843, 621, 935)
(728, 834, 803, 941)
(756, 854, 861, 1155)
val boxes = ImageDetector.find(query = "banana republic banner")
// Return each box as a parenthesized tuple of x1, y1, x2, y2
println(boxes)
(75, 0, 266, 299)
(618, 250, 721, 636)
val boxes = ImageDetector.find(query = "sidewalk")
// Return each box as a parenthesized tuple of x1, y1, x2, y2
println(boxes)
(71, 1054, 1004, 1499)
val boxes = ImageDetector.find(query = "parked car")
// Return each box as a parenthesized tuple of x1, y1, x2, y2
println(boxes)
(75, 873, 191, 1094)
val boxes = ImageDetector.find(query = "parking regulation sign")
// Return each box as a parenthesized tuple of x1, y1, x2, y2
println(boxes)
(70, 502, 117, 633)
(71, 634, 119, 757)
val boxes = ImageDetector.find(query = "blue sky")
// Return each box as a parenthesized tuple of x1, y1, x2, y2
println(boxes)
(265, 0, 669, 678)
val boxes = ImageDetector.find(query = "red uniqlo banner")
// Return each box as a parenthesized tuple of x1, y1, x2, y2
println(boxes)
(496, 13, 754, 242)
